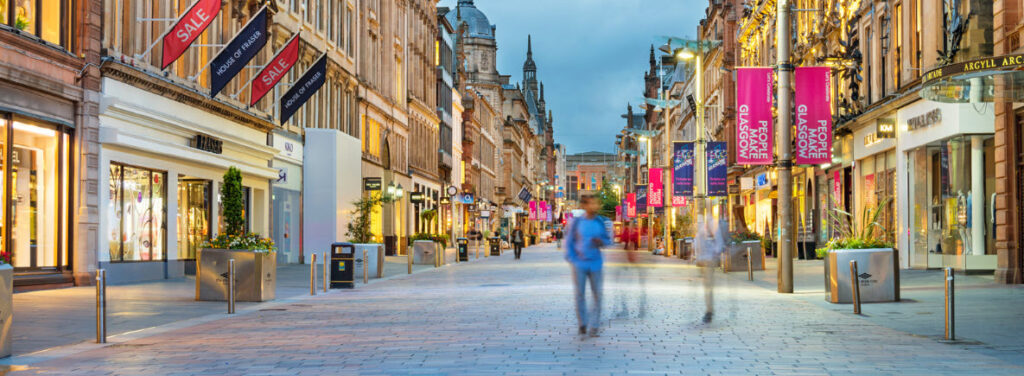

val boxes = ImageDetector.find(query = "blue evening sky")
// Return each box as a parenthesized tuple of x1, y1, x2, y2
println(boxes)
(438, 0, 704, 154)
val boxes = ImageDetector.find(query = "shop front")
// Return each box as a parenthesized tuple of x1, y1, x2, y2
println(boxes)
(0, 114, 74, 279)
(898, 100, 996, 271)
(852, 118, 898, 252)
(272, 132, 303, 264)
(99, 79, 277, 284)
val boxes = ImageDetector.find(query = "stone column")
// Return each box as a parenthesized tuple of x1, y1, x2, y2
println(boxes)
(971, 136, 985, 256)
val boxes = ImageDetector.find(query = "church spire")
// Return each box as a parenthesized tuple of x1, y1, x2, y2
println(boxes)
(527, 34, 533, 58)
(649, 45, 656, 67)
(540, 82, 545, 101)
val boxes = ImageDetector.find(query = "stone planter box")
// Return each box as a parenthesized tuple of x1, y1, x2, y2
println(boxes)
(722, 241, 764, 273)
(354, 244, 383, 278)
(0, 264, 11, 357)
(412, 240, 437, 265)
(824, 248, 900, 303)
(196, 249, 276, 302)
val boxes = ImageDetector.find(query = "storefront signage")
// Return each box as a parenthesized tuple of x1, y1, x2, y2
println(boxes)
(832, 170, 843, 208)
(648, 168, 663, 208)
(280, 54, 328, 124)
(363, 178, 382, 191)
(528, 201, 538, 220)
(755, 173, 770, 189)
(625, 193, 637, 218)
(922, 53, 1024, 86)
(672, 142, 694, 205)
(410, 192, 425, 204)
(440, 196, 450, 205)
(794, 67, 832, 165)
(876, 118, 896, 139)
(707, 142, 728, 197)
(740, 177, 754, 191)
(467, 204, 477, 212)
(907, 109, 942, 131)
(736, 67, 774, 165)
(192, 134, 222, 154)
(447, 186, 459, 197)
(250, 34, 301, 106)
(210, 6, 268, 97)
(480, 210, 490, 218)
(460, 193, 475, 204)
(161, 0, 222, 70)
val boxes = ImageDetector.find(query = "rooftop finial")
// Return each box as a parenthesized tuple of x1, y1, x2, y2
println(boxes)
(528, 35, 533, 57)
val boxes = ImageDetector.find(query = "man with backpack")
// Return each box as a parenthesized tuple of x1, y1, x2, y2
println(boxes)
(564, 194, 612, 337)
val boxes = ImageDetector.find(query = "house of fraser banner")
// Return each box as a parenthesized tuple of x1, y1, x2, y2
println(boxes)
(735, 68, 773, 165)
(672, 142, 693, 206)
(794, 67, 833, 165)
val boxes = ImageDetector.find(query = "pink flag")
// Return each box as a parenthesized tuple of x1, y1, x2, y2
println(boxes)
(615, 205, 622, 221)
(626, 193, 637, 218)
(528, 201, 538, 221)
(539, 201, 548, 222)
(648, 168, 663, 208)
(736, 68, 774, 165)
(795, 67, 833, 165)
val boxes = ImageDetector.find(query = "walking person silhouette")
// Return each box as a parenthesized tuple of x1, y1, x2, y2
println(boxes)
(564, 194, 613, 337)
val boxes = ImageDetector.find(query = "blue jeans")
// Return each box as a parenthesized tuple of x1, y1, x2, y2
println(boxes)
(571, 264, 603, 330)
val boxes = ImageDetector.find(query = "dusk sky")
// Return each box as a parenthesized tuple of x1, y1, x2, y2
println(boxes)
(438, 0, 705, 155)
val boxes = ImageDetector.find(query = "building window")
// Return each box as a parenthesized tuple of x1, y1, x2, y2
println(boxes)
(3, 0, 75, 49)
(109, 163, 166, 262)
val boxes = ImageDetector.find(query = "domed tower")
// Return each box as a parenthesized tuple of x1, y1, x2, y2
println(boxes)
(445, 0, 501, 109)
(523, 35, 538, 95)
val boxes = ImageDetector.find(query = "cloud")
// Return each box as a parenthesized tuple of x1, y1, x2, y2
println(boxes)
(438, 0, 704, 154)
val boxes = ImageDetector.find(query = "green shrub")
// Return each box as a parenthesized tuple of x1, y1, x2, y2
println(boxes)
(203, 232, 275, 252)
(221, 167, 245, 236)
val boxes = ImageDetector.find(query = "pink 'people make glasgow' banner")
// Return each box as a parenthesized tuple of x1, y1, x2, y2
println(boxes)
(795, 67, 833, 165)
(539, 201, 549, 222)
(736, 68, 774, 165)
(648, 168, 663, 208)
(528, 200, 538, 221)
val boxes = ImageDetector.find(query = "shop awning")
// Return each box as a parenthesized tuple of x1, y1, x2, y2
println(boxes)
(920, 53, 1024, 103)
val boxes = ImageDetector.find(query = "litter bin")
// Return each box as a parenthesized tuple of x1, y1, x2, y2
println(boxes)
(330, 242, 355, 288)
(457, 237, 469, 262)
(825, 248, 899, 303)
(489, 237, 501, 256)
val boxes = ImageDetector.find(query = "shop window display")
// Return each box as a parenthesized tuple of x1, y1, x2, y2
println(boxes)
(108, 163, 166, 262)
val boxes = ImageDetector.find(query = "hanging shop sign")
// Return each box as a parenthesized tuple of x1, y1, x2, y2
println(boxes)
(706, 142, 728, 197)
(755, 172, 771, 190)
(250, 34, 301, 106)
(648, 168, 664, 208)
(409, 192, 425, 204)
(672, 142, 694, 205)
(447, 186, 459, 197)
(191, 134, 222, 154)
(517, 186, 532, 203)
(460, 193, 475, 204)
(794, 66, 833, 165)
(538, 201, 548, 222)
(876, 118, 896, 139)
(363, 177, 382, 191)
(210, 6, 268, 98)
(529, 201, 538, 221)
(636, 185, 648, 215)
(735, 67, 774, 165)
(440, 196, 450, 205)
(280, 54, 328, 124)
(162, 0, 222, 70)
(626, 193, 637, 218)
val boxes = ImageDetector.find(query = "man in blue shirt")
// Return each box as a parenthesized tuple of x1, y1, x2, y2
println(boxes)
(564, 194, 613, 337)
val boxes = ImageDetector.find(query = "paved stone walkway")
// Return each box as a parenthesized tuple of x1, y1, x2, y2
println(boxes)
(5, 244, 1023, 375)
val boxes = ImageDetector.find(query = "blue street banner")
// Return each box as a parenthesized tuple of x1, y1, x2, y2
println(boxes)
(707, 141, 728, 197)
(636, 185, 647, 215)
(210, 6, 268, 97)
(280, 54, 328, 124)
(672, 142, 694, 203)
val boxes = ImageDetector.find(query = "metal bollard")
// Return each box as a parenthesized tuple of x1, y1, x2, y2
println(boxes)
(850, 260, 861, 315)
(475, 240, 480, 259)
(407, 246, 413, 274)
(322, 252, 328, 292)
(96, 269, 106, 343)
(746, 248, 753, 281)
(363, 249, 369, 284)
(310, 253, 317, 296)
(945, 267, 955, 340)
(228, 259, 236, 314)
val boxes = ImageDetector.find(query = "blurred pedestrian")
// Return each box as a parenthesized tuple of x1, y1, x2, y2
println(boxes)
(694, 212, 728, 323)
(554, 227, 564, 248)
(511, 226, 525, 260)
(564, 194, 612, 337)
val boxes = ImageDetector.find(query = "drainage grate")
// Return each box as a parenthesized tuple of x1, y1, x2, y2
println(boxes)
(259, 308, 287, 312)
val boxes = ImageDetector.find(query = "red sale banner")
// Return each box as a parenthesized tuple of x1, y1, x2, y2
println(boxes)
(161, 0, 221, 70)
(615, 205, 622, 222)
(250, 34, 301, 106)
(648, 168, 663, 208)
(795, 67, 833, 165)
(626, 193, 637, 218)
(736, 68, 774, 165)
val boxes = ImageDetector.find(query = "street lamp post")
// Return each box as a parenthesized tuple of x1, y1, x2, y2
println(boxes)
(640, 136, 653, 253)
(776, 0, 795, 293)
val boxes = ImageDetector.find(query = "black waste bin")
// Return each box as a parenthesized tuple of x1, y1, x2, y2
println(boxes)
(330, 242, 355, 288)
(457, 237, 469, 262)
(489, 237, 501, 256)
